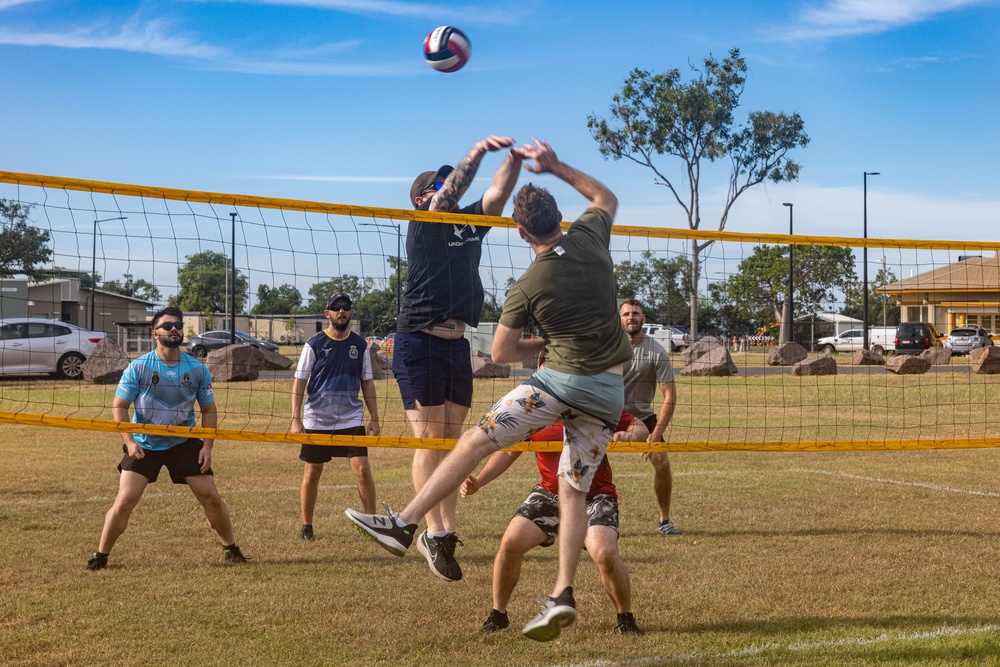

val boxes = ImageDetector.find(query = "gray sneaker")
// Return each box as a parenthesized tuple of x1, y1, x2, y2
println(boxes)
(416, 530, 463, 581)
(522, 587, 576, 642)
(344, 505, 416, 557)
(658, 519, 680, 536)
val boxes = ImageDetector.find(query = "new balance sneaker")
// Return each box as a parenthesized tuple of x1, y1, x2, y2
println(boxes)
(614, 612, 643, 635)
(86, 552, 108, 571)
(658, 518, 680, 536)
(522, 587, 577, 642)
(223, 545, 249, 564)
(299, 524, 315, 541)
(480, 608, 510, 634)
(416, 530, 463, 581)
(344, 505, 416, 557)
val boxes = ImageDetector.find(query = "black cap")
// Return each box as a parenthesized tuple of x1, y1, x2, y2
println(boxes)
(410, 165, 453, 206)
(326, 291, 352, 310)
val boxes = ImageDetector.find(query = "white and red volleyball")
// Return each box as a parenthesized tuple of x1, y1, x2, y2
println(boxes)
(423, 26, 471, 73)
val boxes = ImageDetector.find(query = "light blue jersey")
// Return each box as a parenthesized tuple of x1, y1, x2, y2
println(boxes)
(115, 351, 214, 451)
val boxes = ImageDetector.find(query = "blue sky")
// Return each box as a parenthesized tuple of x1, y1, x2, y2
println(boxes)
(2, 0, 998, 248)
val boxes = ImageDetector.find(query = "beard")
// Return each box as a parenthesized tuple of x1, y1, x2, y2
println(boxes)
(332, 319, 351, 334)
(160, 336, 183, 349)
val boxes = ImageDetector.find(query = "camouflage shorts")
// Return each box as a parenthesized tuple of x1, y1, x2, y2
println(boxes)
(514, 485, 620, 546)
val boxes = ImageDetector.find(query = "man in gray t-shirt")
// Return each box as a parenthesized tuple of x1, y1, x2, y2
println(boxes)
(620, 298, 679, 536)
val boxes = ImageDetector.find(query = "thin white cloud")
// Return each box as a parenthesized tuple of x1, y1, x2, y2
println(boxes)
(202, 0, 523, 24)
(0, 17, 226, 59)
(781, 0, 995, 40)
(0, 0, 42, 9)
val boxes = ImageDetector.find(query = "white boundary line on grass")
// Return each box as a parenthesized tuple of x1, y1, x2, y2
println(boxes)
(791, 468, 1000, 498)
(549, 624, 1000, 667)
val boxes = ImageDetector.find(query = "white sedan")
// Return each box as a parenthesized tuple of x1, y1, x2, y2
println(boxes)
(0, 318, 105, 378)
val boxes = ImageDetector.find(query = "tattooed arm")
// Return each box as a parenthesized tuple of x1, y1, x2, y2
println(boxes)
(428, 135, 515, 213)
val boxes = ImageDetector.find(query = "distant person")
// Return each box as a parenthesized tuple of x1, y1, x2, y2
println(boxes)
(87, 306, 248, 570)
(462, 387, 645, 636)
(291, 291, 381, 541)
(392, 135, 522, 581)
(347, 138, 632, 642)
(620, 298, 679, 535)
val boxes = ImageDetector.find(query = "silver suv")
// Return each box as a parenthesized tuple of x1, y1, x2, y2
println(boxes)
(0, 318, 106, 378)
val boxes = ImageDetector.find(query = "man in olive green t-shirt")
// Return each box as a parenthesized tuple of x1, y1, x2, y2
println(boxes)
(346, 138, 627, 642)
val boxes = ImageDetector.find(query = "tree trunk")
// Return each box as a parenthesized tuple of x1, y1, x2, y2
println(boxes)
(689, 239, 699, 340)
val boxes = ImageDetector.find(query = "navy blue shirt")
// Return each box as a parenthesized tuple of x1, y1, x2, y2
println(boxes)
(396, 199, 489, 332)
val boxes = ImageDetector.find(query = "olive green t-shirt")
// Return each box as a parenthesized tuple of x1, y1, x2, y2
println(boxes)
(499, 207, 632, 375)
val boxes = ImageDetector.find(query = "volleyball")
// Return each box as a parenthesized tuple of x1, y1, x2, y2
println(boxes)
(423, 26, 471, 73)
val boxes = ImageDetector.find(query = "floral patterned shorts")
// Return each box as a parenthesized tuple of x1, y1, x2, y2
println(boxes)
(478, 383, 614, 492)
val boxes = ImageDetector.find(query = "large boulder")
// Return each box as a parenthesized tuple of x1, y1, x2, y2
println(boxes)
(919, 347, 952, 365)
(680, 339, 739, 375)
(885, 355, 931, 375)
(679, 346, 736, 377)
(471, 352, 511, 379)
(82, 337, 130, 384)
(791, 354, 837, 376)
(258, 347, 294, 371)
(369, 347, 392, 380)
(851, 350, 886, 366)
(767, 342, 808, 366)
(971, 346, 1000, 374)
(206, 345, 263, 382)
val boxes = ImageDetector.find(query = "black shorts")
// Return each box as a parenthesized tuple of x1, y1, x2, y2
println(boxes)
(299, 426, 368, 463)
(118, 438, 211, 484)
(641, 415, 659, 437)
(513, 485, 619, 547)
(392, 331, 473, 410)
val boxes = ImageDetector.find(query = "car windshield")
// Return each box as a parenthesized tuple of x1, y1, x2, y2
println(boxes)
(950, 329, 976, 336)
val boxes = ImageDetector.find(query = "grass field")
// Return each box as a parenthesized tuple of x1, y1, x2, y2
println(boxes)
(3, 358, 1000, 665)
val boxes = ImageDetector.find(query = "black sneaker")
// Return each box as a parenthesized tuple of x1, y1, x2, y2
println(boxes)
(480, 609, 510, 634)
(522, 587, 577, 642)
(615, 612, 643, 635)
(299, 524, 315, 541)
(416, 530, 463, 581)
(223, 545, 249, 564)
(86, 552, 108, 571)
(344, 505, 416, 557)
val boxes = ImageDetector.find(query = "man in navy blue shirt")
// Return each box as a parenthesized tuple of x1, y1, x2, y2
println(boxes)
(391, 135, 521, 582)
(291, 291, 381, 541)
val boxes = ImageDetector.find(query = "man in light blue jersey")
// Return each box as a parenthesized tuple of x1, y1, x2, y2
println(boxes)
(86, 306, 248, 570)
(291, 291, 381, 541)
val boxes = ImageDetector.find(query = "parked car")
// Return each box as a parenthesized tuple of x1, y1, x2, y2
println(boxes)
(0, 318, 105, 378)
(641, 323, 689, 351)
(186, 330, 279, 357)
(894, 322, 941, 355)
(816, 327, 896, 355)
(945, 326, 994, 355)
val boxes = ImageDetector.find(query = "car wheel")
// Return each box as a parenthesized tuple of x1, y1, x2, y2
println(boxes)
(191, 345, 207, 358)
(56, 352, 86, 379)
(821, 344, 836, 354)
(872, 345, 885, 355)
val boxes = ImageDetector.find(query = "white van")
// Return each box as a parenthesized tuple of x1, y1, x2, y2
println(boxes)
(816, 326, 895, 355)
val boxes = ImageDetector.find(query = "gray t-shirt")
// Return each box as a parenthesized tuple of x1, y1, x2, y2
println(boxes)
(623, 335, 675, 422)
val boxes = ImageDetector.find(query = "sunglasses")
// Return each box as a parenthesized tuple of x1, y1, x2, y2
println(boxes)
(327, 305, 352, 312)
(156, 322, 183, 331)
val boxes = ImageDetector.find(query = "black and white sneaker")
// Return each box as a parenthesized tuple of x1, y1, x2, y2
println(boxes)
(614, 612, 643, 635)
(86, 552, 108, 571)
(416, 530, 463, 581)
(299, 524, 314, 541)
(522, 587, 577, 642)
(480, 608, 510, 634)
(344, 504, 416, 557)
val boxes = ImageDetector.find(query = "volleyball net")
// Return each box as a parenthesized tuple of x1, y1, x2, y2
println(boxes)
(2, 169, 1000, 453)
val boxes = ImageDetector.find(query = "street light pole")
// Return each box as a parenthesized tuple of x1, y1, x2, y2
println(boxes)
(863, 171, 880, 350)
(783, 203, 794, 344)
(230, 212, 237, 345)
(359, 222, 403, 317)
(91, 216, 128, 331)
